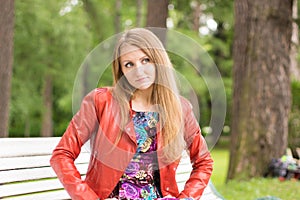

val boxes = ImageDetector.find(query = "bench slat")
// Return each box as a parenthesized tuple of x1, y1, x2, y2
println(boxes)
(201, 181, 224, 200)
(177, 164, 192, 173)
(2, 189, 70, 200)
(0, 178, 64, 198)
(176, 151, 192, 191)
(0, 163, 88, 184)
(0, 137, 90, 158)
(0, 138, 61, 158)
(0, 153, 90, 171)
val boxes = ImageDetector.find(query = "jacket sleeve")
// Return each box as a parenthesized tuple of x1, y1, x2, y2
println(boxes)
(178, 99, 214, 200)
(50, 90, 100, 200)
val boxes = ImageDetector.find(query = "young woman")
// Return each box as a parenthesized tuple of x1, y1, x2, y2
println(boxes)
(50, 28, 213, 200)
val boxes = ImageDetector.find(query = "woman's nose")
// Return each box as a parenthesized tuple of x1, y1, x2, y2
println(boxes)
(135, 62, 144, 74)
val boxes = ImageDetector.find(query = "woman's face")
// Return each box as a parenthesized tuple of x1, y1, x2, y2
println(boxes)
(119, 45, 156, 91)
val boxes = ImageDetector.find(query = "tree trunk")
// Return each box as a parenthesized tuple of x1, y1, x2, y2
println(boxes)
(228, 0, 292, 180)
(24, 117, 31, 137)
(0, 0, 14, 138)
(192, 1, 201, 32)
(115, 0, 122, 33)
(41, 74, 53, 137)
(136, 0, 143, 27)
(290, 0, 299, 81)
(82, 0, 104, 41)
(146, 0, 169, 44)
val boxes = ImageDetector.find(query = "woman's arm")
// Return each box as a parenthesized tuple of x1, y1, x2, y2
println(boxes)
(50, 90, 100, 200)
(178, 99, 214, 199)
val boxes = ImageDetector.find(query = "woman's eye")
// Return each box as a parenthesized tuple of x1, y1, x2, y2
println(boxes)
(125, 62, 134, 68)
(142, 58, 150, 64)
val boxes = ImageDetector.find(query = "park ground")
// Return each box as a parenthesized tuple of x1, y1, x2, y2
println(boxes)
(210, 139, 300, 200)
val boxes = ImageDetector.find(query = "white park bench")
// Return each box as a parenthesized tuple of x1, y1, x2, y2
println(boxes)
(0, 137, 224, 200)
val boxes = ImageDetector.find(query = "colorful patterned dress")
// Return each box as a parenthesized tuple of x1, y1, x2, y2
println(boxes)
(108, 111, 192, 200)
(109, 111, 160, 199)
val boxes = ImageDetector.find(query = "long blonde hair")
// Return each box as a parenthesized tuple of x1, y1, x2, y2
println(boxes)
(112, 28, 185, 162)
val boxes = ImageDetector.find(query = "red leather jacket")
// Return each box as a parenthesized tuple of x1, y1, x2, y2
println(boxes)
(50, 88, 213, 200)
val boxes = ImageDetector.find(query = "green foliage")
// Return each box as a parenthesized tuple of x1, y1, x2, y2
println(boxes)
(120, 0, 147, 29)
(169, 0, 234, 78)
(15, 0, 296, 142)
(11, 0, 235, 137)
(288, 81, 300, 149)
(291, 81, 300, 109)
(82, 0, 115, 43)
(11, 0, 92, 136)
(169, 1, 234, 131)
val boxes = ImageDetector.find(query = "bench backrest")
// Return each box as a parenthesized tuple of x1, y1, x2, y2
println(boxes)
(0, 137, 89, 199)
(0, 137, 224, 200)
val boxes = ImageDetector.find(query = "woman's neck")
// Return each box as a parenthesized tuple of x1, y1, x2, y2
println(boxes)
(131, 87, 155, 111)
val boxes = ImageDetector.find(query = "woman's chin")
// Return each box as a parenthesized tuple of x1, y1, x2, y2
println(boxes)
(134, 83, 154, 91)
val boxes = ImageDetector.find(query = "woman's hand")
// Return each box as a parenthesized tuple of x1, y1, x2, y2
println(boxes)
(160, 195, 194, 200)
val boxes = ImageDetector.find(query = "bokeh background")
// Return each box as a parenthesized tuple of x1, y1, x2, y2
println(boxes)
(1, 0, 300, 199)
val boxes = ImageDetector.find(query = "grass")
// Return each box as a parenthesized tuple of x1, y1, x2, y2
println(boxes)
(209, 143, 300, 200)
(217, 178, 300, 200)
(210, 148, 229, 187)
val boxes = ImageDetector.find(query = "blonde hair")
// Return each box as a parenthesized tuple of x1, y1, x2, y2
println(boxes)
(112, 28, 185, 162)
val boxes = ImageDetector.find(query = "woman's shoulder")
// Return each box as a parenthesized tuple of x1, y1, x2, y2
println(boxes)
(84, 87, 114, 112)
(92, 87, 114, 100)
(94, 87, 112, 94)
(179, 95, 193, 110)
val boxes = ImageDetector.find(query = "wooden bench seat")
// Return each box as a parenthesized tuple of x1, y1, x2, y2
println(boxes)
(0, 137, 224, 200)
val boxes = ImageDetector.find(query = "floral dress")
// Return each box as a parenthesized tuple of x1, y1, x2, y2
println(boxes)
(109, 111, 192, 200)
(109, 111, 160, 199)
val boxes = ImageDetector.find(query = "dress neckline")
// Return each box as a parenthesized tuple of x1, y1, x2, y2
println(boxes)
(129, 100, 157, 115)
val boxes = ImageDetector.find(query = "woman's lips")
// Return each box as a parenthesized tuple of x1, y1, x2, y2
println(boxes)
(136, 77, 148, 82)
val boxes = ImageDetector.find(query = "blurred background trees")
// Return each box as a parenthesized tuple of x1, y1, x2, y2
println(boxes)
(0, 0, 299, 181)
(7, 0, 235, 137)
(0, 0, 14, 137)
(12, 0, 92, 137)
